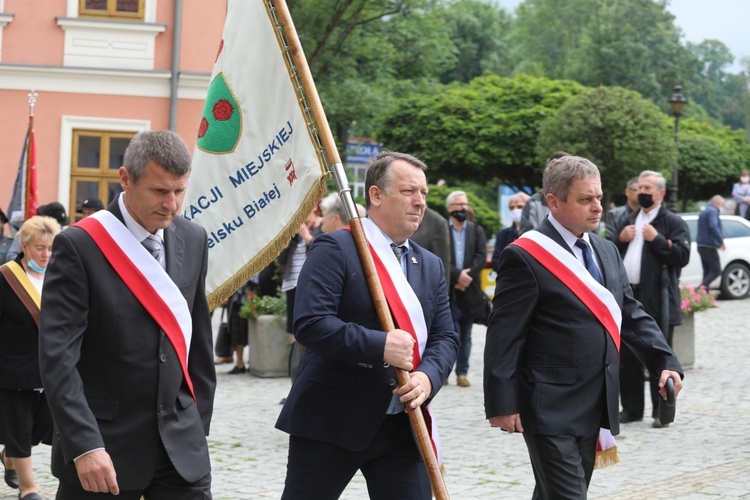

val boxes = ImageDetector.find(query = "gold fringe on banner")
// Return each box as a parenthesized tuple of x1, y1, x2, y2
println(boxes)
(594, 445, 619, 470)
(206, 178, 327, 312)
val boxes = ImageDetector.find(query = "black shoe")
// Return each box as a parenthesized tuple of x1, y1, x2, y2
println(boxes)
(619, 411, 643, 424)
(227, 365, 247, 374)
(1, 448, 19, 489)
(19, 493, 43, 500)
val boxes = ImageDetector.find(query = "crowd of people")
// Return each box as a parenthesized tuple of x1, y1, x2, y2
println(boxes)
(0, 129, 698, 500)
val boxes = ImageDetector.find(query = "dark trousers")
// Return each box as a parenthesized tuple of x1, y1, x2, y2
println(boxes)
(281, 412, 431, 500)
(56, 441, 211, 500)
(451, 303, 474, 376)
(523, 432, 598, 500)
(698, 245, 722, 289)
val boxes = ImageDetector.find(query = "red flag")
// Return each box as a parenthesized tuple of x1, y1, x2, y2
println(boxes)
(25, 124, 38, 219)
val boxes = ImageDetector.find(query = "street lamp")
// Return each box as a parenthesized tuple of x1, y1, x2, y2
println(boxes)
(667, 84, 688, 211)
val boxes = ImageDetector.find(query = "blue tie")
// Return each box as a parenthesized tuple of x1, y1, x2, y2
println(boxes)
(390, 243, 404, 263)
(575, 238, 603, 285)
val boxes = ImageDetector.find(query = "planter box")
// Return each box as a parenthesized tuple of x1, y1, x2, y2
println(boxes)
(672, 312, 694, 369)
(247, 315, 291, 377)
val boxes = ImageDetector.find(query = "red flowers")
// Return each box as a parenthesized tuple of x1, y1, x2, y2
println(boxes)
(213, 99, 234, 121)
(197, 117, 208, 138)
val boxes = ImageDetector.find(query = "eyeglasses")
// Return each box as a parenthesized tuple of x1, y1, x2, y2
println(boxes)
(449, 202, 470, 208)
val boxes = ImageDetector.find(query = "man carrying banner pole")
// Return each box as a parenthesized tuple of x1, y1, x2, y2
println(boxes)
(276, 151, 458, 499)
(184, 1, 454, 496)
(39, 130, 215, 499)
(484, 155, 684, 499)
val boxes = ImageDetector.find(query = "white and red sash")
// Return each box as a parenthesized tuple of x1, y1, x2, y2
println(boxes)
(76, 211, 195, 401)
(512, 231, 621, 351)
(358, 217, 442, 463)
(511, 230, 621, 468)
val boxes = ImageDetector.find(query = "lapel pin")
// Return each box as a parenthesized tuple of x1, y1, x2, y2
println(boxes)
(411, 257, 418, 264)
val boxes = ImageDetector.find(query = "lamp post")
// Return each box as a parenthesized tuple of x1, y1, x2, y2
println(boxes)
(667, 84, 688, 211)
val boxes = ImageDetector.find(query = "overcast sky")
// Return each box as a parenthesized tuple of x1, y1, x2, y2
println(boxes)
(494, 0, 748, 73)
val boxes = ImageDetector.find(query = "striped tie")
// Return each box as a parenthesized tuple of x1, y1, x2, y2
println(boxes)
(142, 234, 164, 268)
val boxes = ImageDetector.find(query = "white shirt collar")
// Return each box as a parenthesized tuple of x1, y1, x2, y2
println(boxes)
(547, 213, 592, 253)
(117, 192, 165, 243)
(639, 203, 661, 223)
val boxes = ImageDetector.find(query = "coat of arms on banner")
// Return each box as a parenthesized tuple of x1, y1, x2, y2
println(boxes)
(197, 72, 242, 155)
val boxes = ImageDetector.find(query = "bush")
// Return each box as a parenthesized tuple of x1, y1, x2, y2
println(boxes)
(679, 285, 717, 314)
(239, 292, 286, 320)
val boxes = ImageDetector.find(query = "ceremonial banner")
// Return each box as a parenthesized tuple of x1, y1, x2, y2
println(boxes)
(8, 124, 38, 222)
(185, 0, 327, 309)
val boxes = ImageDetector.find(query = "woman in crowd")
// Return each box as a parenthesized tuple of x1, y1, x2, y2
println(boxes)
(0, 215, 61, 500)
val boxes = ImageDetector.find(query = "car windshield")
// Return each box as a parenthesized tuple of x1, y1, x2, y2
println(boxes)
(724, 220, 750, 238)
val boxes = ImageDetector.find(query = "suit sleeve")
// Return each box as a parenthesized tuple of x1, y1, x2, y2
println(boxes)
(293, 234, 389, 365)
(483, 246, 539, 419)
(605, 208, 622, 242)
(39, 231, 105, 461)
(187, 228, 216, 435)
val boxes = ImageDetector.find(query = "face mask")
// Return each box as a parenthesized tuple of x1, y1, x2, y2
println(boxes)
(741, 176, 749, 183)
(27, 258, 47, 274)
(450, 210, 468, 222)
(510, 208, 523, 223)
(637, 193, 655, 209)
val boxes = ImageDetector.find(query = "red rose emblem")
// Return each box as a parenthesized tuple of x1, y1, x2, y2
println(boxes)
(213, 99, 233, 121)
(198, 117, 208, 138)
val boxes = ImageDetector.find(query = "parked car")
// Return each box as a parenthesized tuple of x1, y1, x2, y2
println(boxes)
(679, 213, 750, 299)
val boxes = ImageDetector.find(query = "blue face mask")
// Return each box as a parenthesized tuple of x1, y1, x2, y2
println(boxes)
(27, 258, 47, 274)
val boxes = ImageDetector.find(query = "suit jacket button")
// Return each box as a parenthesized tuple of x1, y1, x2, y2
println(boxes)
(158, 404, 165, 414)
(383, 362, 390, 368)
(159, 353, 167, 362)
(388, 379, 396, 387)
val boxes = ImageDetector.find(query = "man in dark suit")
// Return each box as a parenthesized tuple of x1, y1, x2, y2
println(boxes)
(484, 155, 683, 499)
(276, 151, 458, 499)
(447, 191, 487, 387)
(39, 130, 215, 499)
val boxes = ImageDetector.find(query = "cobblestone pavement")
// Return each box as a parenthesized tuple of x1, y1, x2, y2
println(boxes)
(5, 297, 750, 499)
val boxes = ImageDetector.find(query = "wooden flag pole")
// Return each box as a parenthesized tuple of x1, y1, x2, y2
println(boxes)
(268, 1, 450, 498)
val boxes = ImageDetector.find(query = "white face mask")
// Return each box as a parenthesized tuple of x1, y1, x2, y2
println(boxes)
(510, 208, 523, 223)
(741, 176, 749, 184)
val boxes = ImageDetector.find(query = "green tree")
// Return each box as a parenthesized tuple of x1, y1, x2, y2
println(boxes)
(536, 86, 675, 207)
(426, 184, 501, 236)
(289, 0, 457, 154)
(438, 0, 515, 83)
(376, 74, 586, 187)
(677, 118, 750, 208)
(567, 0, 690, 104)
(512, 0, 596, 78)
(676, 134, 738, 210)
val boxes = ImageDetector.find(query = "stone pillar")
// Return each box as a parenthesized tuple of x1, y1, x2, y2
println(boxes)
(247, 315, 291, 377)
(672, 312, 694, 369)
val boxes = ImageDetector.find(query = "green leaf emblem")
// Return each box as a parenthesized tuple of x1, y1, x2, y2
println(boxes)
(196, 72, 242, 154)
